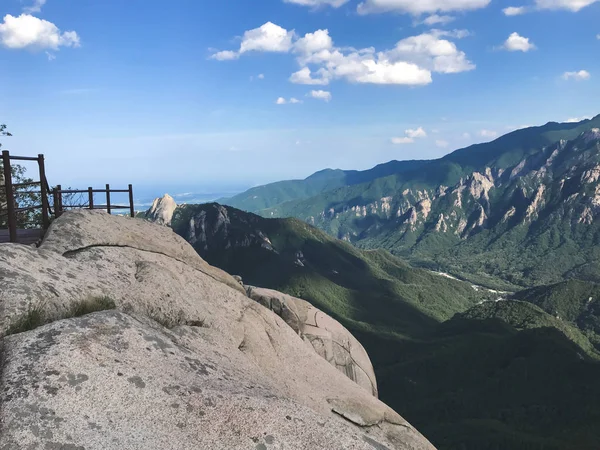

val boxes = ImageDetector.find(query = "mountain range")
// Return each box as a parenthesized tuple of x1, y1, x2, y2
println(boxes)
(222, 115, 600, 290)
(142, 114, 600, 449)
(140, 199, 600, 450)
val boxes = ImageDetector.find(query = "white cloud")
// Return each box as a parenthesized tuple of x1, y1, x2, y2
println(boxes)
(357, 0, 491, 15)
(421, 15, 456, 26)
(276, 97, 302, 104)
(391, 137, 415, 144)
(0, 14, 80, 50)
(213, 26, 474, 87)
(290, 67, 330, 85)
(392, 127, 428, 144)
(211, 22, 295, 60)
(597, 34, 600, 39)
(258, 73, 265, 79)
(502, 32, 536, 52)
(388, 30, 475, 73)
(211, 50, 239, 61)
(462, 132, 471, 139)
(23, 0, 47, 13)
(240, 22, 295, 53)
(480, 129, 498, 138)
(406, 127, 427, 138)
(565, 116, 591, 122)
(45, 50, 55, 61)
(294, 29, 333, 54)
(535, 0, 599, 12)
(503, 6, 528, 15)
(284, 0, 350, 7)
(562, 70, 591, 81)
(436, 139, 450, 148)
(309, 90, 332, 102)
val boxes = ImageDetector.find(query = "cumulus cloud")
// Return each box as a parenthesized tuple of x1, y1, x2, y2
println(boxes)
(276, 97, 302, 104)
(357, 0, 491, 15)
(290, 67, 330, 85)
(309, 90, 332, 101)
(436, 139, 450, 148)
(480, 129, 498, 138)
(562, 70, 591, 80)
(23, 0, 46, 14)
(462, 132, 471, 139)
(211, 50, 239, 61)
(406, 127, 428, 138)
(502, 32, 536, 51)
(388, 30, 475, 73)
(0, 14, 80, 50)
(391, 137, 415, 144)
(534, 0, 599, 11)
(258, 73, 265, 79)
(213, 24, 474, 87)
(392, 127, 428, 144)
(211, 22, 295, 60)
(284, 0, 350, 7)
(294, 29, 333, 54)
(503, 6, 528, 15)
(420, 15, 456, 26)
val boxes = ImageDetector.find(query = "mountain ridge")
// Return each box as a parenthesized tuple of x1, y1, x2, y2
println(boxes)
(221, 116, 600, 289)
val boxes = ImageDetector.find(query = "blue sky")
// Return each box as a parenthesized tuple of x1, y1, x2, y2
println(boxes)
(1, 0, 599, 196)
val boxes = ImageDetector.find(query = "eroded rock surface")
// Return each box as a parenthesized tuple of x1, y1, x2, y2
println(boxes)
(246, 286, 378, 397)
(0, 210, 434, 450)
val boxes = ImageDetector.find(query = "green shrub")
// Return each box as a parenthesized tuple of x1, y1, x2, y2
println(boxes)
(68, 296, 116, 318)
(4, 296, 117, 337)
(5, 305, 45, 336)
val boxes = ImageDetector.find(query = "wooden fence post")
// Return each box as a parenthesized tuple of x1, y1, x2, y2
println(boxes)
(2, 150, 17, 243)
(128, 184, 134, 218)
(56, 184, 62, 217)
(106, 184, 111, 215)
(52, 188, 58, 219)
(88, 187, 94, 210)
(38, 154, 50, 229)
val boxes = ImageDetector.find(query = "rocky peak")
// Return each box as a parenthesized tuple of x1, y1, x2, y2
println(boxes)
(145, 193, 177, 226)
(582, 128, 600, 144)
(185, 203, 274, 254)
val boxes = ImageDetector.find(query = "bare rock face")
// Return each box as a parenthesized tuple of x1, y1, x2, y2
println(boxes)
(145, 194, 177, 226)
(246, 286, 378, 397)
(0, 210, 435, 450)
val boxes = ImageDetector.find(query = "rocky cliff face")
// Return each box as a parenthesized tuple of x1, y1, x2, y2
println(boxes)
(0, 210, 433, 450)
(260, 129, 600, 288)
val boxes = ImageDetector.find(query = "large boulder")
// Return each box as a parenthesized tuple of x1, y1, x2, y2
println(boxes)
(143, 193, 177, 226)
(0, 210, 435, 450)
(247, 285, 378, 397)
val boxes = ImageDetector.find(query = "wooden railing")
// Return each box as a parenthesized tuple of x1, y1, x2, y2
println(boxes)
(53, 184, 135, 218)
(1, 150, 135, 244)
(1, 150, 51, 243)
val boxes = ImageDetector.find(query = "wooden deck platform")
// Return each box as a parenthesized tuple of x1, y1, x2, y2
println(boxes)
(0, 229, 43, 245)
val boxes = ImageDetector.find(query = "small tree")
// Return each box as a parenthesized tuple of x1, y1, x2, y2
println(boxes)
(0, 125, 43, 228)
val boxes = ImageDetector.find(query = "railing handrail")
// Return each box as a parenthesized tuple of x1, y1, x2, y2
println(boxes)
(2, 150, 136, 243)
(55, 188, 131, 194)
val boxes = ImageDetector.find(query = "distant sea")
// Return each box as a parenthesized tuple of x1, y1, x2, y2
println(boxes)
(128, 184, 249, 212)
